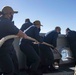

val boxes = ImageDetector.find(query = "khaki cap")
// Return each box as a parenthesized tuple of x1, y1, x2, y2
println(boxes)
(33, 20, 43, 26)
(0, 6, 18, 14)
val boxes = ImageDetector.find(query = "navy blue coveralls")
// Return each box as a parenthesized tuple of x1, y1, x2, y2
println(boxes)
(39, 30, 60, 67)
(20, 21, 33, 31)
(66, 30, 76, 65)
(0, 17, 19, 75)
(20, 22, 40, 55)
(20, 25, 43, 72)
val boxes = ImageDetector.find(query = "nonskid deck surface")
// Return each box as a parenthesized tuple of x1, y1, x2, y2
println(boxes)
(19, 67, 74, 75)
(43, 72, 74, 75)
(19, 64, 74, 75)
(43, 67, 74, 75)
(0, 63, 74, 75)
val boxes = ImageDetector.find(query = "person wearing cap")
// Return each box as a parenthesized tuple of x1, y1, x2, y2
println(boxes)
(19, 20, 43, 75)
(39, 26, 61, 72)
(20, 18, 33, 31)
(43, 26, 61, 49)
(65, 28, 76, 65)
(32, 20, 43, 56)
(0, 6, 35, 75)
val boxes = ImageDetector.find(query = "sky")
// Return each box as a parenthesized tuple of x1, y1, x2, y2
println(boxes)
(0, 0, 76, 34)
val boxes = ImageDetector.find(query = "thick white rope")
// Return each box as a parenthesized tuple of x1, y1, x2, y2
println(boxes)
(0, 35, 39, 47)
(0, 35, 18, 47)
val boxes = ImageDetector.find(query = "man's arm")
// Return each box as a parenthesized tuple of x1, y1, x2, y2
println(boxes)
(17, 30, 38, 42)
(17, 30, 27, 38)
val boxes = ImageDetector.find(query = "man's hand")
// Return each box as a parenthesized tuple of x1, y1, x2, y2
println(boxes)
(32, 42, 40, 44)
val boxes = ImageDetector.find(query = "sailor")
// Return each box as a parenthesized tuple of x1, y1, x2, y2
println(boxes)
(20, 20, 43, 75)
(66, 28, 76, 65)
(0, 6, 32, 75)
(20, 18, 33, 31)
(39, 26, 61, 71)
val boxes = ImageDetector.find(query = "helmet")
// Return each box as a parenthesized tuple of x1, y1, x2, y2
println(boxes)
(0, 6, 18, 14)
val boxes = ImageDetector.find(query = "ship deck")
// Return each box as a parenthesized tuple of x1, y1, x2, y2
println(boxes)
(19, 63, 75, 75)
